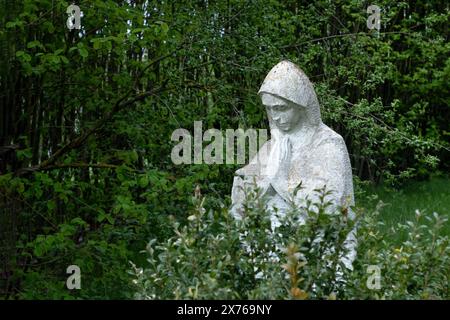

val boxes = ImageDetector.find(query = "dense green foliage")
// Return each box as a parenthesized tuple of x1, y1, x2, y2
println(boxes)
(358, 176, 450, 238)
(132, 187, 450, 299)
(1, 0, 449, 299)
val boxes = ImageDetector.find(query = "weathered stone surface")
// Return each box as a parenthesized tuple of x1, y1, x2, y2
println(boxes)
(231, 60, 356, 267)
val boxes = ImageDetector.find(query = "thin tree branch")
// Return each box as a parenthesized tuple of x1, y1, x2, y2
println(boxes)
(13, 80, 169, 177)
(44, 162, 118, 170)
(280, 31, 414, 49)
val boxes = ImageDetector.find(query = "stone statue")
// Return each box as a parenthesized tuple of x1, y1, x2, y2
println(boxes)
(231, 60, 356, 267)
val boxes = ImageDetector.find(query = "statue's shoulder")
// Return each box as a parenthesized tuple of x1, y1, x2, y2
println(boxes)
(307, 124, 351, 167)
(314, 124, 345, 148)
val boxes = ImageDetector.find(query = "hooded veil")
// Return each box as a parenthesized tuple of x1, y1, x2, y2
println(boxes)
(258, 60, 322, 128)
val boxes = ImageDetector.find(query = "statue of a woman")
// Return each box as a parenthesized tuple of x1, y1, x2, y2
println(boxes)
(231, 60, 356, 267)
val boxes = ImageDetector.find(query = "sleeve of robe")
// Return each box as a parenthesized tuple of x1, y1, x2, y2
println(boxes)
(293, 134, 354, 215)
(293, 134, 357, 269)
(230, 141, 272, 219)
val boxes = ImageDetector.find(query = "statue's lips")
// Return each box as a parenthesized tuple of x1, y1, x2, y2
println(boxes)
(276, 123, 289, 129)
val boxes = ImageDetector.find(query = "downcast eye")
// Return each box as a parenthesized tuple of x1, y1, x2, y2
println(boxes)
(275, 105, 288, 112)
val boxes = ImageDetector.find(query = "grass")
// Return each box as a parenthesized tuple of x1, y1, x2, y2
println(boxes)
(357, 176, 450, 241)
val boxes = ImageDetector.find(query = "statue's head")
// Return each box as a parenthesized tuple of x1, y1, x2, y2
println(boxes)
(260, 94, 304, 133)
(258, 60, 322, 134)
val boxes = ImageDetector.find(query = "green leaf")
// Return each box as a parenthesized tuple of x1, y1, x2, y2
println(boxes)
(161, 22, 169, 35)
(27, 40, 43, 49)
(47, 200, 56, 211)
(92, 39, 102, 50)
(60, 56, 69, 64)
(43, 21, 55, 33)
(78, 47, 88, 58)
(106, 215, 115, 225)
(139, 175, 149, 188)
(6, 21, 16, 28)
(98, 212, 106, 222)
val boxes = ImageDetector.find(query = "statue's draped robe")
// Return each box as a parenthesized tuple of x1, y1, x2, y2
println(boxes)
(231, 123, 357, 268)
(231, 123, 354, 224)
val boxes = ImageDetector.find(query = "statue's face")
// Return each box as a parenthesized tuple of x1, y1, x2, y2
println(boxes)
(261, 93, 303, 133)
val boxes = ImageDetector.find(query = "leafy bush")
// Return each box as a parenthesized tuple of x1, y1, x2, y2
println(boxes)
(131, 187, 450, 299)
